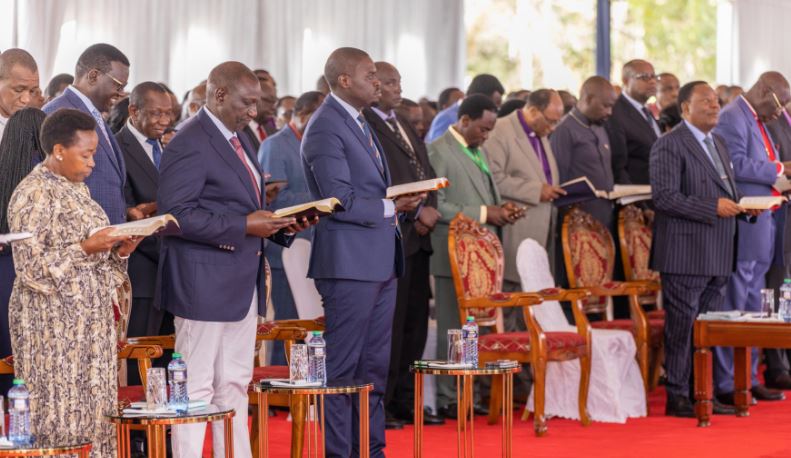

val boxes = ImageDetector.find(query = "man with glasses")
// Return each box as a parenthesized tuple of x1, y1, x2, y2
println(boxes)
(606, 59, 661, 184)
(43, 43, 130, 224)
(712, 71, 791, 406)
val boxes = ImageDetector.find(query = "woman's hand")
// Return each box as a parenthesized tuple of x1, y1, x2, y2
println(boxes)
(115, 236, 144, 258)
(81, 228, 133, 255)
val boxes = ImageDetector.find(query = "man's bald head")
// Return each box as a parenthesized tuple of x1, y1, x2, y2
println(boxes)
(579, 76, 617, 124)
(0, 48, 39, 118)
(746, 71, 791, 122)
(621, 59, 657, 103)
(374, 61, 403, 111)
(324, 47, 372, 90)
(323, 47, 380, 110)
(206, 61, 262, 132)
(0, 48, 38, 80)
(375, 61, 397, 78)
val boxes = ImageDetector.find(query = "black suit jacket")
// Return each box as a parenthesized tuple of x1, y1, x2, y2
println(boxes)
(606, 94, 659, 184)
(242, 125, 262, 153)
(117, 125, 160, 298)
(363, 108, 437, 257)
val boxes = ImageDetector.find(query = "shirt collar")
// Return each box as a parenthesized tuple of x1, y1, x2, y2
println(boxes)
(331, 92, 363, 122)
(126, 118, 158, 145)
(448, 124, 470, 148)
(66, 85, 100, 115)
(371, 106, 394, 122)
(569, 107, 592, 127)
(0, 115, 7, 126)
(684, 120, 711, 143)
(202, 106, 235, 141)
(622, 91, 648, 113)
(739, 94, 759, 119)
(516, 109, 538, 138)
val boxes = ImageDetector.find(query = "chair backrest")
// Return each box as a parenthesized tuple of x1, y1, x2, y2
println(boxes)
(448, 213, 502, 327)
(282, 239, 324, 319)
(618, 205, 660, 304)
(516, 239, 572, 332)
(562, 207, 615, 315)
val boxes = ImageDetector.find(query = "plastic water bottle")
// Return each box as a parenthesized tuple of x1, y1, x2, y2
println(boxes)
(462, 316, 479, 367)
(167, 353, 189, 414)
(780, 279, 791, 323)
(8, 379, 31, 445)
(307, 331, 327, 385)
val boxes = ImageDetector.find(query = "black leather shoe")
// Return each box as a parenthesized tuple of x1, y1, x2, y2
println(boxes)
(473, 403, 489, 416)
(712, 398, 736, 415)
(437, 404, 458, 420)
(385, 413, 404, 430)
(766, 373, 791, 390)
(665, 395, 695, 418)
(751, 384, 785, 401)
(391, 408, 446, 425)
(717, 391, 758, 406)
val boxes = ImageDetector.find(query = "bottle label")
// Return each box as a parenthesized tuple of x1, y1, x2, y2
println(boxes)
(172, 371, 186, 382)
(13, 400, 26, 410)
(313, 348, 325, 357)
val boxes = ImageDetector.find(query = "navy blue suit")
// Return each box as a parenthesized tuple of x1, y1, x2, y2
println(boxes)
(650, 122, 741, 399)
(712, 97, 786, 393)
(43, 88, 128, 224)
(301, 94, 404, 457)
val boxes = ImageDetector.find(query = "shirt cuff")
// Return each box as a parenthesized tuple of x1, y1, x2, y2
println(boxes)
(383, 199, 395, 218)
(480, 205, 487, 224)
(776, 161, 785, 177)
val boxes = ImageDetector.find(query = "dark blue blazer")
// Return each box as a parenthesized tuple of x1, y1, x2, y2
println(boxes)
(301, 95, 404, 281)
(43, 89, 127, 224)
(650, 122, 741, 277)
(713, 97, 786, 265)
(259, 126, 312, 269)
(156, 109, 292, 322)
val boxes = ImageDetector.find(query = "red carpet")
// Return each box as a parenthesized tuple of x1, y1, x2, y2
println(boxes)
(247, 387, 791, 458)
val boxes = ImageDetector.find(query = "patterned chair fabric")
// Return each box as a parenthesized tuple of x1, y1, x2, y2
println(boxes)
(590, 319, 664, 343)
(563, 208, 614, 314)
(618, 205, 661, 311)
(479, 331, 586, 354)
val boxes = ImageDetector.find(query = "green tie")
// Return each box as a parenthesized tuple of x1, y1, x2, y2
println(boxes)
(459, 144, 491, 176)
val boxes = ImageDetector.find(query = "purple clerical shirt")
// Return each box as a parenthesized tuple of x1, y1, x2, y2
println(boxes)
(517, 110, 552, 184)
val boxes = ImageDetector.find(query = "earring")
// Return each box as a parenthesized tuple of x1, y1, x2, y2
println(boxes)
(56, 156, 63, 161)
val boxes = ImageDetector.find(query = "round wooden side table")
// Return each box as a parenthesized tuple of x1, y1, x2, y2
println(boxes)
(0, 438, 91, 458)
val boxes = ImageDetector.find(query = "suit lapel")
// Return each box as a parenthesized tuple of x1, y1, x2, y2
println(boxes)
(65, 89, 124, 176)
(367, 109, 413, 162)
(118, 127, 158, 187)
(507, 113, 546, 183)
(327, 97, 386, 182)
(619, 95, 657, 141)
(714, 134, 739, 195)
(443, 132, 491, 203)
(678, 124, 733, 195)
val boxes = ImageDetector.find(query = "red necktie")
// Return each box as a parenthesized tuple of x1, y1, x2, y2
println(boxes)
(257, 125, 267, 142)
(229, 136, 262, 206)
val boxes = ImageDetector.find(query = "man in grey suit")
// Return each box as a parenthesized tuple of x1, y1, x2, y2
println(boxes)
(650, 81, 746, 417)
(486, 89, 565, 289)
(428, 94, 523, 418)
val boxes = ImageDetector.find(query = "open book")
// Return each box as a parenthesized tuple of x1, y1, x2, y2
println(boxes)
(739, 196, 787, 210)
(386, 177, 449, 199)
(273, 197, 344, 220)
(0, 232, 33, 245)
(92, 214, 181, 237)
(553, 177, 651, 207)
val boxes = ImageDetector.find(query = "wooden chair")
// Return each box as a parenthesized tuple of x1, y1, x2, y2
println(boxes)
(562, 206, 662, 391)
(448, 213, 592, 436)
(618, 204, 663, 317)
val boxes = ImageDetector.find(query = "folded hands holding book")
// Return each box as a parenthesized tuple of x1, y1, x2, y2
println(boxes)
(488, 202, 527, 226)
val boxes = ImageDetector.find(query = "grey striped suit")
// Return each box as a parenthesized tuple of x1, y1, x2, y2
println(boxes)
(650, 122, 741, 398)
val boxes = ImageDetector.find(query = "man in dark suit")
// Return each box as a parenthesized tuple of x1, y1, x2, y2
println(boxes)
(363, 61, 444, 428)
(301, 48, 424, 457)
(243, 73, 277, 151)
(650, 81, 751, 417)
(117, 82, 175, 384)
(157, 61, 310, 458)
(606, 59, 661, 184)
(43, 43, 130, 224)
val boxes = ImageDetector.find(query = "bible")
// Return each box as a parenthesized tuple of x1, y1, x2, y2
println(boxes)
(0, 232, 33, 245)
(386, 177, 449, 199)
(273, 197, 344, 219)
(739, 196, 787, 210)
(553, 177, 651, 207)
(92, 214, 181, 237)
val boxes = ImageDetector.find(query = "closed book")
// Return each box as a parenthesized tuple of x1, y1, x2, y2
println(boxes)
(386, 177, 449, 199)
(273, 197, 344, 220)
(739, 196, 787, 210)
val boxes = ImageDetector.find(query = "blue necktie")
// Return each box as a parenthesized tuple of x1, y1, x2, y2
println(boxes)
(147, 138, 162, 169)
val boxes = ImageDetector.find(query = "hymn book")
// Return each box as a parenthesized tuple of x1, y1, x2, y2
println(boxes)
(738, 196, 787, 210)
(553, 177, 652, 207)
(92, 214, 181, 237)
(386, 177, 450, 199)
(273, 197, 344, 220)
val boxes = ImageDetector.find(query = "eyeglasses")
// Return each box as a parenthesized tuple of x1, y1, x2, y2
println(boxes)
(103, 72, 127, 92)
(633, 73, 657, 81)
(540, 110, 561, 127)
(142, 109, 172, 120)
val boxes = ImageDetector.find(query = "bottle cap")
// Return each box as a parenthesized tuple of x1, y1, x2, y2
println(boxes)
(466, 316, 474, 321)
(12, 378, 23, 385)
(785, 279, 791, 284)
(312, 331, 322, 336)
(172, 352, 182, 358)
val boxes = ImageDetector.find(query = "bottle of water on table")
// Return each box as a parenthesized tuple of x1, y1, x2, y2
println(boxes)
(780, 279, 791, 323)
(168, 353, 189, 414)
(307, 331, 327, 385)
(8, 378, 30, 445)
(462, 316, 479, 367)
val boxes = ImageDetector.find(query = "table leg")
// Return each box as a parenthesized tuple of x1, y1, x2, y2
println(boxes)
(456, 376, 463, 458)
(312, 395, 319, 458)
(115, 424, 128, 458)
(465, 374, 474, 458)
(258, 392, 269, 458)
(291, 395, 307, 458)
(146, 425, 167, 458)
(734, 347, 752, 417)
(414, 372, 423, 458)
(360, 388, 370, 458)
(320, 395, 326, 457)
(305, 395, 312, 458)
(225, 413, 235, 458)
(694, 346, 713, 427)
(505, 373, 513, 458)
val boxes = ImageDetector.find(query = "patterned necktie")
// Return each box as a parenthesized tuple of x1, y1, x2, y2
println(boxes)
(641, 107, 661, 137)
(229, 136, 262, 206)
(357, 115, 384, 174)
(386, 116, 426, 180)
(146, 138, 162, 170)
(703, 137, 734, 197)
(90, 108, 112, 147)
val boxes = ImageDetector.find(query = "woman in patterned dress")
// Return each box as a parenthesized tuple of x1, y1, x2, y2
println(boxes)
(7, 109, 141, 457)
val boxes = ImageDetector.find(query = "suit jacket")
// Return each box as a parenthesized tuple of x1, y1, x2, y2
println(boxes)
(242, 124, 262, 153)
(259, 125, 312, 269)
(43, 89, 128, 224)
(713, 97, 785, 265)
(117, 125, 160, 298)
(767, 116, 791, 258)
(363, 108, 437, 258)
(428, 129, 502, 278)
(605, 94, 659, 185)
(485, 111, 559, 283)
(156, 109, 292, 321)
(650, 122, 741, 276)
(301, 95, 404, 281)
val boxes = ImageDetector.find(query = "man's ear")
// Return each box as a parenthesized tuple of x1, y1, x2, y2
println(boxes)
(337, 74, 351, 90)
(215, 87, 226, 104)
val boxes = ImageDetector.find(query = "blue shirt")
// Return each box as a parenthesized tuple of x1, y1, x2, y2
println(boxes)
(426, 101, 460, 143)
(684, 120, 718, 167)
